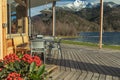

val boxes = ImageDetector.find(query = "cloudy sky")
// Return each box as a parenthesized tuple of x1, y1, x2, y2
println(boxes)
(60, 0, 120, 4)
(89, 0, 120, 4)
(30, 0, 120, 16)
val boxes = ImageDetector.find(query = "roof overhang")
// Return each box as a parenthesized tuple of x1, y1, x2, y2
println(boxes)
(30, 0, 59, 8)
(8, 0, 59, 8)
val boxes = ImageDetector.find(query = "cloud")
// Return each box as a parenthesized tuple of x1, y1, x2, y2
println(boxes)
(86, 0, 120, 4)
(30, 1, 73, 16)
(30, 0, 120, 16)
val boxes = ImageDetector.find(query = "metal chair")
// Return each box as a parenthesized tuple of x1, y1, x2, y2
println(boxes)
(36, 35, 43, 39)
(50, 38, 62, 59)
(30, 39, 46, 64)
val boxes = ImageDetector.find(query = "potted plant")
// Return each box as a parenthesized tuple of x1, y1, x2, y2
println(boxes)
(0, 53, 45, 80)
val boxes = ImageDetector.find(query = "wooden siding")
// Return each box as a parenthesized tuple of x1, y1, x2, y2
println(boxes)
(0, 0, 3, 59)
(6, 39, 14, 54)
(2, 0, 7, 58)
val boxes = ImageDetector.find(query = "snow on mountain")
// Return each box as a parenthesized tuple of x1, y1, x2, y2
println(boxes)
(104, 2, 118, 8)
(62, 0, 94, 11)
(60, 0, 119, 11)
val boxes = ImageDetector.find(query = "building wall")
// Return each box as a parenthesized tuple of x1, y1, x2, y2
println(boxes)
(0, 0, 3, 59)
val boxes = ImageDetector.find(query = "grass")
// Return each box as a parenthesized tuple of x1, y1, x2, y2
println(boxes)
(61, 40, 120, 50)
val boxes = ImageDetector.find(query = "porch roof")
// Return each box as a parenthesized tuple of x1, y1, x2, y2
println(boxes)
(8, 0, 59, 7)
(30, 0, 59, 8)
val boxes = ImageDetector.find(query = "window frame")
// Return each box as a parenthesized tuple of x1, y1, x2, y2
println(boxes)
(7, 0, 26, 38)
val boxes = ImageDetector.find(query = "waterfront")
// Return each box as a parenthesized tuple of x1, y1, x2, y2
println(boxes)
(75, 32, 120, 45)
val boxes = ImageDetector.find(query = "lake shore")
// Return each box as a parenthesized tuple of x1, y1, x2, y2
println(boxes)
(61, 39, 120, 50)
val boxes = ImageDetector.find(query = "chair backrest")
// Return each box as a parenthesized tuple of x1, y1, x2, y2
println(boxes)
(23, 36, 29, 44)
(36, 35, 43, 39)
(13, 37, 23, 47)
(31, 40, 45, 49)
(43, 36, 54, 40)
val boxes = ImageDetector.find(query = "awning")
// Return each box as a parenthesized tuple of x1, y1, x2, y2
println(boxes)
(8, 0, 59, 8)
(30, 0, 59, 8)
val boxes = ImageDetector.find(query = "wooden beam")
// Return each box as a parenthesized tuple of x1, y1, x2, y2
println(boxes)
(0, 0, 3, 59)
(14, 0, 26, 7)
(24, 0, 29, 36)
(99, 0, 103, 49)
(2, 0, 7, 56)
(30, 0, 59, 8)
(25, 17, 28, 36)
(52, 1, 56, 37)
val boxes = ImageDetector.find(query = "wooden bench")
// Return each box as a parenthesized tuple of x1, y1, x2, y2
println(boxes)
(13, 36, 30, 54)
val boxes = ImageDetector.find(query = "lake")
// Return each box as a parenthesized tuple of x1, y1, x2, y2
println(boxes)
(74, 32, 120, 45)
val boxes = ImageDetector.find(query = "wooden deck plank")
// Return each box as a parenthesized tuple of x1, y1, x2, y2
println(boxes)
(69, 51, 78, 71)
(74, 50, 85, 72)
(91, 73, 100, 80)
(70, 71, 82, 80)
(51, 70, 65, 80)
(84, 53, 102, 73)
(84, 72, 93, 80)
(112, 76, 120, 80)
(106, 75, 113, 80)
(98, 74, 106, 80)
(64, 50, 71, 71)
(60, 50, 66, 71)
(77, 71, 87, 80)
(47, 44, 120, 80)
(57, 71, 71, 80)
(64, 71, 76, 80)
(95, 54, 119, 76)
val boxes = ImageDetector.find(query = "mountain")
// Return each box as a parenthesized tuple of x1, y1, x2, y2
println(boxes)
(75, 4, 120, 31)
(59, 0, 119, 11)
(104, 2, 118, 7)
(31, 1, 120, 36)
(31, 9, 99, 36)
(61, 0, 94, 11)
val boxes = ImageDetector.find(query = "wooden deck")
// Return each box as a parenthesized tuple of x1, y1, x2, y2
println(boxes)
(47, 44, 120, 80)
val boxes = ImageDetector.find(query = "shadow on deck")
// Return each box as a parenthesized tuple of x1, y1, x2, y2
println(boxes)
(47, 44, 120, 80)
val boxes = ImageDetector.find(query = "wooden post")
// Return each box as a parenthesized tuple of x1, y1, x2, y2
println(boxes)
(25, 0, 29, 36)
(0, 0, 3, 59)
(25, 17, 28, 36)
(2, 0, 7, 56)
(99, 0, 103, 49)
(52, 1, 56, 37)
(28, 0, 31, 37)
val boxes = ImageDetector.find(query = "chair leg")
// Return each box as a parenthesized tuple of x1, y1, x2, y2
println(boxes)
(58, 44, 62, 59)
(44, 52, 46, 64)
(30, 51, 32, 56)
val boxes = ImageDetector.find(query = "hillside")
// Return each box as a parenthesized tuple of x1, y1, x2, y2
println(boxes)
(75, 5, 120, 31)
(32, 10, 99, 36)
(31, 3, 120, 36)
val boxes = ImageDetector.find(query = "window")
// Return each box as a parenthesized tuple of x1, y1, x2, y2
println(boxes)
(7, 0, 27, 35)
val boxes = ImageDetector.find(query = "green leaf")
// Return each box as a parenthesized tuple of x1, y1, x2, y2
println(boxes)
(37, 65, 45, 76)
(13, 61, 20, 71)
(0, 62, 3, 67)
(29, 62, 36, 73)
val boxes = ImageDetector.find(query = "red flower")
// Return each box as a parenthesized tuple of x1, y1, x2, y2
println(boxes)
(3, 53, 20, 64)
(0, 59, 3, 62)
(0, 68, 2, 71)
(21, 54, 33, 64)
(32, 56, 42, 66)
(6, 72, 23, 80)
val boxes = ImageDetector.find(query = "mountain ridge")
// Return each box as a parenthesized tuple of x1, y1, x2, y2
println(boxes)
(31, 1, 120, 36)
(59, 0, 119, 11)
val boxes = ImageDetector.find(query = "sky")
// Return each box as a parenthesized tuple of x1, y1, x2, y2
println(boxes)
(60, 0, 120, 4)
(30, 0, 120, 17)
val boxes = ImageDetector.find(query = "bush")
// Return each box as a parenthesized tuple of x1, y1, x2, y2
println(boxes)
(0, 53, 45, 80)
